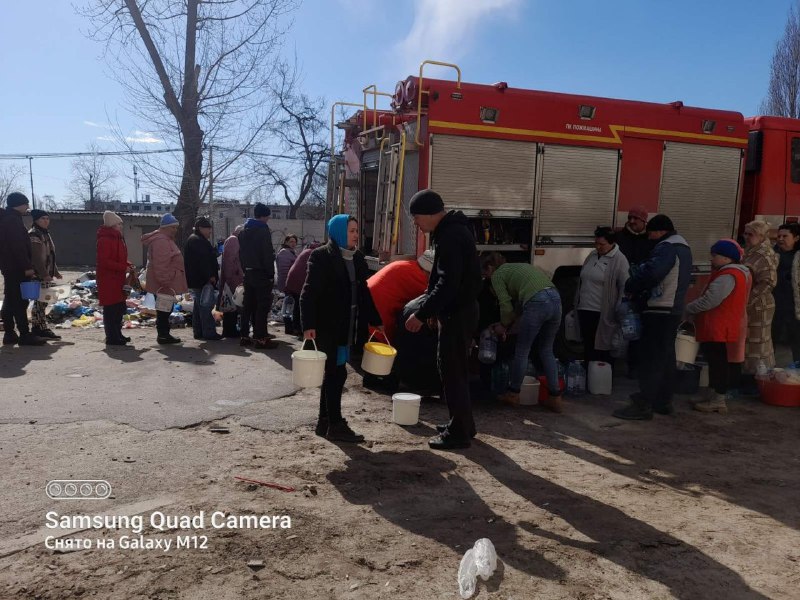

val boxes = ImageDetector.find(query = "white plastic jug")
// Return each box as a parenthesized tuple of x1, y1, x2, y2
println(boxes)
(588, 361, 613, 395)
(392, 393, 421, 425)
(519, 376, 540, 405)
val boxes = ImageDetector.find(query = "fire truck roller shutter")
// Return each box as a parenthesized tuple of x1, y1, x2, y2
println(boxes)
(537, 145, 620, 236)
(658, 142, 742, 265)
(430, 135, 537, 212)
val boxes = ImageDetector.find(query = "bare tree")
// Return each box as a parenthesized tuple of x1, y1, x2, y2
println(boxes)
(68, 143, 121, 209)
(79, 0, 297, 242)
(0, 163, 27, 201)
(252, 67, 329, 219)
(762, 2, 800, 117)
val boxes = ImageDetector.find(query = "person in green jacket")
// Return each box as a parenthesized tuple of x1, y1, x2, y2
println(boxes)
(482, 252, 563, 412)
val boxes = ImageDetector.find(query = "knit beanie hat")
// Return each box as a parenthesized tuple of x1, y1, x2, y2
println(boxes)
(710, 239, 743, 262)
(646, 214, 675, 232)
(628, 205, 648, 222)
(254, 203, 271, 218)
(160, 213, 179, 227)
(6, 192, 29, 208)
(103, 211, 123, 227)
(409, 189, 444, 215)
(417, 249, 435, 273)
(194, 216, 212, 228)
(30, 209, 49, 221)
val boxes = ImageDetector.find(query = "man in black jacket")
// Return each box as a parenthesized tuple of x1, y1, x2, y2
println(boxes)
(238, 203, 277, 349)
(405, 189, 481, 450)
(0, 193, 46, 346)
(184, 216, 221, 341)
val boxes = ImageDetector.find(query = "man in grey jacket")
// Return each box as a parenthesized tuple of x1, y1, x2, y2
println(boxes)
(613, 214, 692, 420)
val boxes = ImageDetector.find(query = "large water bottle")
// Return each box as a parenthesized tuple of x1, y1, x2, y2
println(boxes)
(574, 361, 586, 395)
(282, 295, 295, 319)
(478, 329, 497, 364)
(620, 300, 641, 341)
(566, 361, 577, 395)
(755, 360, 768, 380)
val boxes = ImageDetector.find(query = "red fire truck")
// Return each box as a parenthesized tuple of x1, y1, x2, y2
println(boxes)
(327, 59, 799, 296)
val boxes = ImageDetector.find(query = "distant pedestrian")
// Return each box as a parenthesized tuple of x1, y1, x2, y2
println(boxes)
(219, 225, 245, 338)
(301, 215, 382, 443)
(0, 192, 46, 345)
(141, 214, 188, 345)
(184, 216, 222, 341)
(97, 211, 135, 346)
(284, 242, 320, 336)
(772, 222, 800, 362)
(405, 189, 481, 450)
(275, 234, 298, 293)
(238, 203, 277, 349)
(28, 209, 62, 340)
(613, 214, 692, 420)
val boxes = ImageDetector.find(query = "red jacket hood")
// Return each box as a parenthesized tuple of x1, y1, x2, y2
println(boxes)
(141, 229, 170, 246)
(97, 225, 123, 241)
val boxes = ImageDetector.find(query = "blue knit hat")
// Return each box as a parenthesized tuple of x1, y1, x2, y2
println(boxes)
(327, 214, 351, 249)
(160, 213, 179, 227)
(710, 239, 742, 262)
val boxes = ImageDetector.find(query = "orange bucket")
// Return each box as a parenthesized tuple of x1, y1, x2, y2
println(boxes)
(758, 379, 800, 407)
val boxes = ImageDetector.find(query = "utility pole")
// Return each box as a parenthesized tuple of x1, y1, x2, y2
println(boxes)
(208, 145, 214, 205)
(27, 156, 36, 210)
(133, 165, 139, 204)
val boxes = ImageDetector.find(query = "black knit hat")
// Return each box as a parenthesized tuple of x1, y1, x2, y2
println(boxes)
(6, 192, 29, 208)
(194, 216, 212, 228)
(409, 189, 445, 215)
(646, 214, 675, 232)
(30, 209, 49, 221)
(254, 203, 271, 218)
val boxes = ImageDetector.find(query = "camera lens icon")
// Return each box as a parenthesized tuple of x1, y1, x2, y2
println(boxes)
(46, 480, 112, 500)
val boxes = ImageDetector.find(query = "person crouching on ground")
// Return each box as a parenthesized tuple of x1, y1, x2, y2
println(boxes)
(482, 252, 564, 412)
(97, 211, 135, 346)
(301, 215, 382, 443)
(28, 209, 63, 340)
(141, 214, 188, 345)
(684, 240, 751, 414)
(184, 216, 222, 341)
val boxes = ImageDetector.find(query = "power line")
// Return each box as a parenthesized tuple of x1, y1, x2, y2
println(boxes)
(0, 147, 330, 163)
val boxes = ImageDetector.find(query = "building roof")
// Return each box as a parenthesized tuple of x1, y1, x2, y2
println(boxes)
(48, 210, 161, 218)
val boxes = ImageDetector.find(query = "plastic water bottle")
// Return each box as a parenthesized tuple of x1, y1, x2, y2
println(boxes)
(478, 329, 497, 364)
(566, 361, 577, 395)
(620, 300, 641, 341)
(755, 360, 768, 380)
(574, 361, 587, 395)
(282, 295, 295, 319)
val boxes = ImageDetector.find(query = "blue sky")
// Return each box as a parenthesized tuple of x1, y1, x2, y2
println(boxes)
(0, 0, 795, 206)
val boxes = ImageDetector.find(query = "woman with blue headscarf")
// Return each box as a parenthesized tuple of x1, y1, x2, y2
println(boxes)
(300, 214, 382, 442)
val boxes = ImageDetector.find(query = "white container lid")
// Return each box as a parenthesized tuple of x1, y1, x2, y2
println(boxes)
(392, 393, 421, 402)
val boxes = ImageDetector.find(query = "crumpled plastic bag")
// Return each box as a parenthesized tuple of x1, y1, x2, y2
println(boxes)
(458, 538, 497, 598)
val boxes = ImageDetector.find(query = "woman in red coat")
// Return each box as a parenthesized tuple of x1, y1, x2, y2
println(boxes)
(97, 211, 134, 346)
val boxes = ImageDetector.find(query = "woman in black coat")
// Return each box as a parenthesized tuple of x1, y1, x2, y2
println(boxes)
(300, 215, 382, 442)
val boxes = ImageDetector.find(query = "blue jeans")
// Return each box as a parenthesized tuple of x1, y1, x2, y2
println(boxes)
(509, 288, 562, 394)
(191, 288, 218, 338)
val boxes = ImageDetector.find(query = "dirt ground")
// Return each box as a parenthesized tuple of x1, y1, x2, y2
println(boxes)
(1, 274, 799, 599)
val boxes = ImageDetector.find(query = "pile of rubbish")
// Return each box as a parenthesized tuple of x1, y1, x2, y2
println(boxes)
(46, 271, 198, 330)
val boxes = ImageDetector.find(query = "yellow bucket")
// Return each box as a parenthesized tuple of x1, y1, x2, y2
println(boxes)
(362, 331, 397, 376)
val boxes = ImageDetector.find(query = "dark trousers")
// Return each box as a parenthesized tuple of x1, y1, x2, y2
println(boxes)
(577, 309, 612, 363)
(638, 312, 681, 409)
(772, 311, 800, 363)
(1, 277, 30, 337)
(222, 310, 240, 336)
(701, 342, 741, 395)
(438, 301, 479, 440)
(156, 310, 171, 337)
(319, 362, 347, 424)
(242, 271, 272, 340)
(103, 302, 126, 343)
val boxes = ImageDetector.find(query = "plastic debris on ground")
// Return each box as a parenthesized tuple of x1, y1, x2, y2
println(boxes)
(458, 538, 497, 599)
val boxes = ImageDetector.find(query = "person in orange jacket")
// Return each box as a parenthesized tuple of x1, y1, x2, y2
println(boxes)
(684, 239, 751, 414)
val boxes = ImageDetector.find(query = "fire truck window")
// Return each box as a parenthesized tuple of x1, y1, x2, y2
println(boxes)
(792, 138, 800, 184)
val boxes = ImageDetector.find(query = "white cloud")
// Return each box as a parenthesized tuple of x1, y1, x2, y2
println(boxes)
(394, 0, 521, 76)
(83, 120, 110, 129)
(96, 131, 164, 144)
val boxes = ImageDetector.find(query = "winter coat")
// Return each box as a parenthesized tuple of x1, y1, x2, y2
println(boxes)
(687, 264, 751, 362)
(285, 247, 314, 296)
(743, 240, 778, 371)
(238, 218, 275, 278)
(141, 229, 188, 295)
(96, 226, 129, 306)
(0, 208, 33, 279)
(625, 232, 692, 316)
(28, 224, 59, 280)
(219, 234, 244, 291)
(414, 210, 481, 321)
(184, 233, 218, 289)
(300, 239, 381, 367)
(367, 260, 429, 341)
(617, 225, 654, 267)
(275, 247, 297, 292)
(575, 245, 630, 351)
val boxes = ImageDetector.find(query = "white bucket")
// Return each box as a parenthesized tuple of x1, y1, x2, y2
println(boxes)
(292, 339, 327, 388)
(519, 376, 540, 405)
(588, 361, 613, 395)
(155, 288, 176, 313)
(392, 393, 421, 425)
(675, 323, 699, 364)
(362, 331, 397, 376)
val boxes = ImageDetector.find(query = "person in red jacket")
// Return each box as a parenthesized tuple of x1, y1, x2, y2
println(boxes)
(685, 239, 751, 414)
(96, 211, 135, 346)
